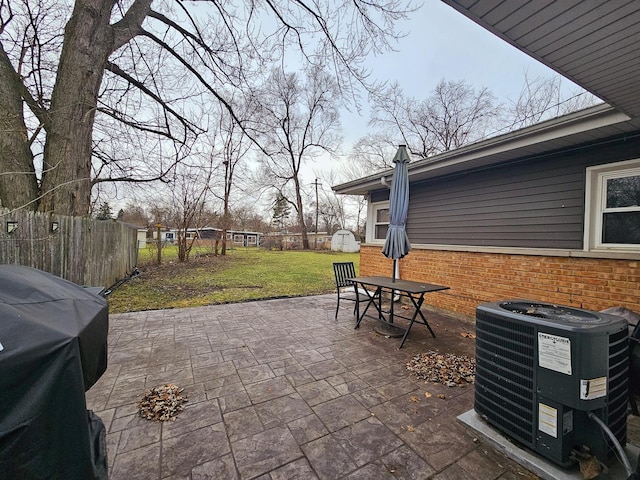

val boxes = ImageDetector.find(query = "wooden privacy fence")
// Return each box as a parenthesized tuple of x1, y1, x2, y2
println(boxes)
(0, 208, 139, 288)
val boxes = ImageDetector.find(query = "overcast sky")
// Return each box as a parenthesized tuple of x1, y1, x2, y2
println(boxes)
(337, 0, 584, 146)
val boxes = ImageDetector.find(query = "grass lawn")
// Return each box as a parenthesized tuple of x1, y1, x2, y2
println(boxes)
(108, 247, 360, 313)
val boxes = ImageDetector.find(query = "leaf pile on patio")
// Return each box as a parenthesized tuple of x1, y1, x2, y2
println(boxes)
(406, 351, 476, 387)
(137, 383, 188, 421)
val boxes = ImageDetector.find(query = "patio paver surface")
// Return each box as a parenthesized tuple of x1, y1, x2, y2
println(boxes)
(86, 294, 540, 479)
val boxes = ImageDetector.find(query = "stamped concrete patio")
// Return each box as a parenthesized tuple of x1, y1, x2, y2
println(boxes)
(86, 294, 539, 480)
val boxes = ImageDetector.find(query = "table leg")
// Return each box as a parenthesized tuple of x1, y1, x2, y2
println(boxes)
(398, 294, 435, 349)
(355, 286, 382, 329)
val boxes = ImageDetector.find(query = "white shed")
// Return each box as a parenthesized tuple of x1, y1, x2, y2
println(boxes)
(331, 230, 359, 252)
(137, 229, 148, 248)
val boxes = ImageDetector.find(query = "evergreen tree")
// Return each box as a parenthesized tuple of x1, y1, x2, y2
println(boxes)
(272, 193, 291, 232)
(95, 202, 113, 220)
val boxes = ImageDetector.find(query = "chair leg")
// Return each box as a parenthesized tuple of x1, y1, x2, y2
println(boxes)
(335, 295, 340, 320)
(353, 293, 360, 321)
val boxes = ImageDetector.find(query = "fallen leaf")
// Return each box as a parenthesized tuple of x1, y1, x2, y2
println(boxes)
(410, 395, 420, 403)
(137, 384, 188, 422)
(437, 394, 446, 399)
(460, 332, 476, 339)
(406, 425, 415, 432)
(406, 351, 476, 387)
(424, 392, 432, 398)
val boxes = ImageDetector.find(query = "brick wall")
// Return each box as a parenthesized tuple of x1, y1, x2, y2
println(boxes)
(360, 245, 640, 321)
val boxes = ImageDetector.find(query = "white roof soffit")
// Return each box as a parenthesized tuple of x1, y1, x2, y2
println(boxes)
(440, 0, 640, 118)
(333, 104, 635, 195)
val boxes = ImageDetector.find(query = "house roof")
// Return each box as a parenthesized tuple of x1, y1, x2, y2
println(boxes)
(334, 104, 640, 195)
(441, 0, 640, 118)
(333, 1, 640, 196)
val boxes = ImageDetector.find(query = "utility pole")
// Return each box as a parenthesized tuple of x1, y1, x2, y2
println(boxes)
(156, 223, 162, 264)
(314, 178, 321, 249)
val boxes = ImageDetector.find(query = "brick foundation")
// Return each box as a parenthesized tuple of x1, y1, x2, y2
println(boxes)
(359, 245, 640, 322)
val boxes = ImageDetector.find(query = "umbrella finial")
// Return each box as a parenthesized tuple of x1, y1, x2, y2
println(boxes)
(393, 145, 410, 164)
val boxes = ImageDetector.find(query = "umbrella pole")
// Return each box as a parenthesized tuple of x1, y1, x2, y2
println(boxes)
(390, 259, 396, 324)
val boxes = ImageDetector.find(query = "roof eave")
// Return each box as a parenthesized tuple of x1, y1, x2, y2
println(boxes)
(333, 104, 629, 195)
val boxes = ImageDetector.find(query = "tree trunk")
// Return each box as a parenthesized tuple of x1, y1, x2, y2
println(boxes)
(221, 203, 232, 256)
(0, 46, 39, 210)
(293, 175, 309, 249)
(38, 1, 118, 215)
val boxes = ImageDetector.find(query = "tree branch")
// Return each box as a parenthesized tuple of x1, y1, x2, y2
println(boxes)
(0, 43, 50, 129)
(104, 60, 200, 139)
(111, 0, 153, 52)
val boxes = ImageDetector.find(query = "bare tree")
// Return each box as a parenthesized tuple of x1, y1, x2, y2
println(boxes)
(119, 202, 150, 227)
(164, 151, 216, 262)
(370, 79, 501, 157)
(230, 205, 269, 233)
(0, 0, 413, 215)
(348, 133, 397, 173)
(256, 65, 341, 249)
(322, 166, 368, 237)
(506, 73, 602, 130)
(207, 100, 254, 255)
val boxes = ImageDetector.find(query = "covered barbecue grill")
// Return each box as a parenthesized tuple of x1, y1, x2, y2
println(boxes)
(0, 265, 108, 479)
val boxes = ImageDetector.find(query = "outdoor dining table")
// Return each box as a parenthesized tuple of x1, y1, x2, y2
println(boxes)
(347, 276, 450, 348)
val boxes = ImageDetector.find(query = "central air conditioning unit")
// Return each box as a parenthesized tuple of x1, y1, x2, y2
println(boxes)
(475, 300, 628, 467)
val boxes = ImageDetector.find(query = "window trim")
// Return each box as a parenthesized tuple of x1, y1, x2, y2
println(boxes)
(584, 158, 640, 252)
(232, 234, 246, 245)
(367, 201, 390, 244)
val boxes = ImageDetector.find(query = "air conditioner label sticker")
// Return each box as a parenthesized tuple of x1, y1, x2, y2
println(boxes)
(538, 403, 558, 438)
(563, 410, 573, 435)
(538, 332, 572, 375)
(580, 377, 607, 400)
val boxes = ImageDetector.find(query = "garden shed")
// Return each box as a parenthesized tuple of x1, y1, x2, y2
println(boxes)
(331, 229, 359, 252)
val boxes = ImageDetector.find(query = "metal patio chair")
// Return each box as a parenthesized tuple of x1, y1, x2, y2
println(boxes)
(333, 262, 368, 320)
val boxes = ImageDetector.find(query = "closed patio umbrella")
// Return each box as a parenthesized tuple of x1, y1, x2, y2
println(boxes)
(382, 144, 411, 281)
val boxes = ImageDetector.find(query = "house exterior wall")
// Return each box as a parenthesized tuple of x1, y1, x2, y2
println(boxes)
(359, 135, 640, 321)
(360, 245, 640, 321)
(397, 135, 640, 249)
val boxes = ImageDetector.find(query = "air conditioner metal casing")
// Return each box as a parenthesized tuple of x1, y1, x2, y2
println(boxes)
(475, 300, 628, 466)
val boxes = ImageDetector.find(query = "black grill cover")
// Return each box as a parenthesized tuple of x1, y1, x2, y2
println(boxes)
(0, 265, 109, 479)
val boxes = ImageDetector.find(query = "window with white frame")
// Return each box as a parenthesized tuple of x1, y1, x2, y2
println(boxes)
(247, 235, 257, 245)
(368, 202, 390, 242)
(585, 159, 640, 250)
(233, 234, 244, 244)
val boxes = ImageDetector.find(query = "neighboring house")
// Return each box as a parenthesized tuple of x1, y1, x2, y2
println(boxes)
(227, 230, 261, 248)
(186, 227, 262, 247)
(262, 232, 332, 250)
(334, 1, 640, 320)
(151, 228, 178, 244)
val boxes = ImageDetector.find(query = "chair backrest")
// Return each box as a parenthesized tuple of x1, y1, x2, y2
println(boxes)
(333, 262, 356, 289)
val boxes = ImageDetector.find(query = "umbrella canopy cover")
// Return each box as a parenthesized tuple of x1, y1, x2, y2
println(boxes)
(382, 145, 411, 260)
